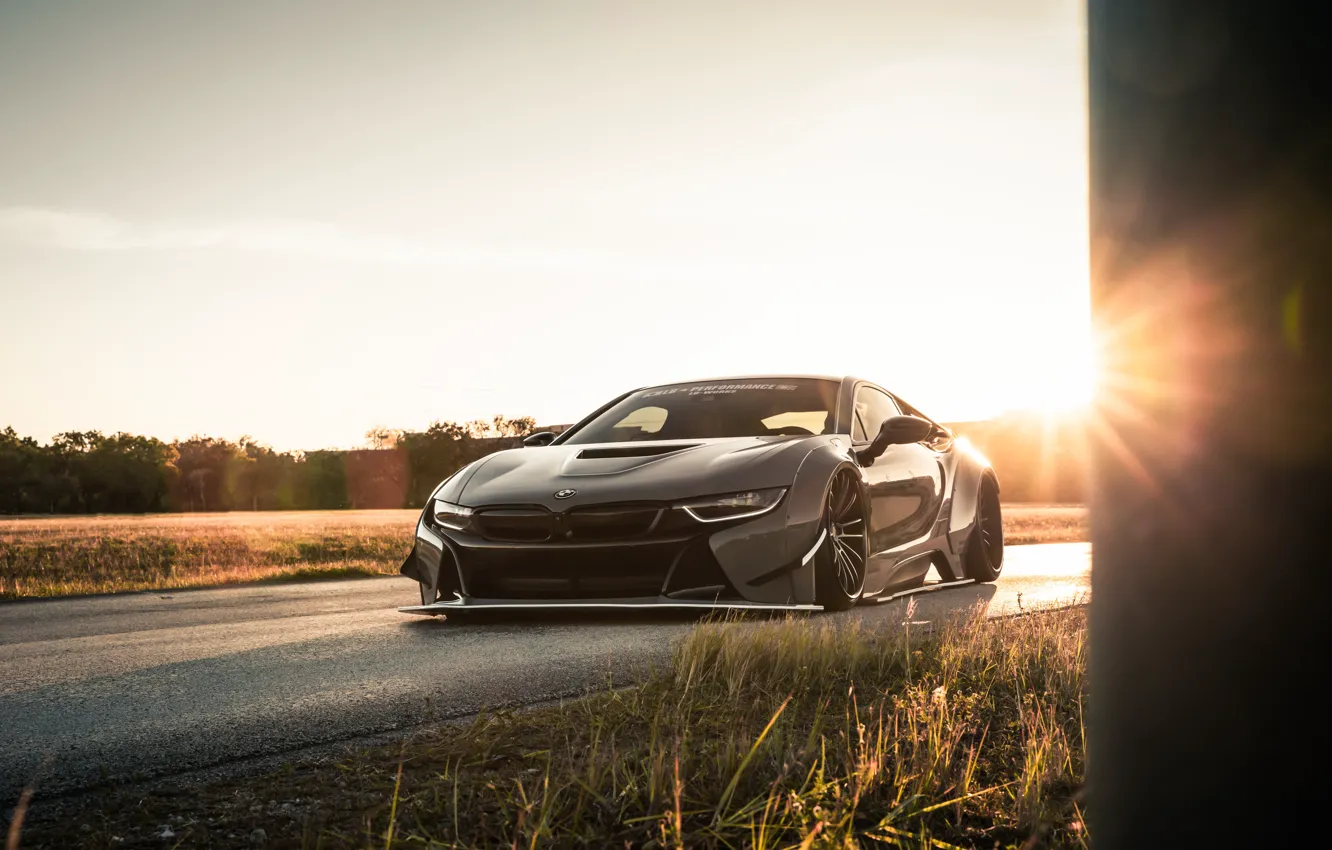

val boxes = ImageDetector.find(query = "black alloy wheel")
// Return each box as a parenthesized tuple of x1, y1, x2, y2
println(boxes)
(816, 468, 868, 610)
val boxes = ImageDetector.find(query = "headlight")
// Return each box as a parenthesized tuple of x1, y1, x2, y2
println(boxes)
(432, 499, 474, 531)
(678, 487, 786, 523)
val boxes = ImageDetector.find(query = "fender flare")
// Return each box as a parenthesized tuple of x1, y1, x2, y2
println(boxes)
(947, 446, 1000, 561)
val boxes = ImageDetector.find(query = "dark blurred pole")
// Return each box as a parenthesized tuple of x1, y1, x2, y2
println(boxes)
(1088, 0, 1330, 845)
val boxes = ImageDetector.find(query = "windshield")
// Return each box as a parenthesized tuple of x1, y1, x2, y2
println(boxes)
(562, 379, 841, 444)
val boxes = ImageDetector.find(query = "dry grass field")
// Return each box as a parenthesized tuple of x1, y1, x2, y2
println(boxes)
(1001, 504, 1088, 546)
(0, 510, 419, 599)
(0, 505, 1087, 600)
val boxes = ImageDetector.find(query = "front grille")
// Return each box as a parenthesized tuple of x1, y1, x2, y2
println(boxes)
(473, 509, 553, 542)
(567, 505, 661, 541)
(471, 503, 665, 543)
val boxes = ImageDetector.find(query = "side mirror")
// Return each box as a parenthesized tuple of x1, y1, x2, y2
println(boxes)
(855, 415, 934, 465)
(522, 431, 557, 447)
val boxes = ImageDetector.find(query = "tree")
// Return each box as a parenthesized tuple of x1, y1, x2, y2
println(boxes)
(492, 415, 536, 437)
(365, 427, 401, 450)
(172, 437, 242, 512)
(86, 433, 176, 512)
(233, 439, 298, 511)
(0, 426, 58, 513)
(298, 451, 349, 509)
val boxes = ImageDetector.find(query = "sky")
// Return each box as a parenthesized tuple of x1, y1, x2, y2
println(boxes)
(0, 0, 1091, 451)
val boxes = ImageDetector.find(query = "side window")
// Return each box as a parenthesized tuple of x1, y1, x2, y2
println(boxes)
(853, 386, 901, 442)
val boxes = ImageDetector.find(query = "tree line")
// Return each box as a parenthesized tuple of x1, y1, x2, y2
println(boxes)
(0, 411, 1089, 515)
(0, 416, 538, 514)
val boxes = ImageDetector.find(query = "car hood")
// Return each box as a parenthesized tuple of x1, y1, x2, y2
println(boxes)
(454, 436, 820, 509)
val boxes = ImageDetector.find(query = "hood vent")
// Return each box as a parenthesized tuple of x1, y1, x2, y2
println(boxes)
(576, 444, 700, 460)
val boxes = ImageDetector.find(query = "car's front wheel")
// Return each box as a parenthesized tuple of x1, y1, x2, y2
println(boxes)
(814, 468, 868, 611)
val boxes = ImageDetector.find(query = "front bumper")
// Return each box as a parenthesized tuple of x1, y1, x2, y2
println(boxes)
(399, 501, 819, 613)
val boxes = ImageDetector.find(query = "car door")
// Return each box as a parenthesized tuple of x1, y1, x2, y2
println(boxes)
(852, 384, 946, 594)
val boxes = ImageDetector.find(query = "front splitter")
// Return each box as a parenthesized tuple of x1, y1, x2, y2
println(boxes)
(399, 597, 824, 615)
(399, 578, 980, 616)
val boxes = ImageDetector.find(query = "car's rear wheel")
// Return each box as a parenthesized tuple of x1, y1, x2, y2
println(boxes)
(815, 468, 868, 611)
(964, 475, 1004, 582)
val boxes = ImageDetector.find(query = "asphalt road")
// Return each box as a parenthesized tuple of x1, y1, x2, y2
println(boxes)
(0, 542, 1089, 803)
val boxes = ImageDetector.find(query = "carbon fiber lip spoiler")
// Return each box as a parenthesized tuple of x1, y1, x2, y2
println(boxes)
(397, 578, 978, 615)
(398, 598, 824, 614)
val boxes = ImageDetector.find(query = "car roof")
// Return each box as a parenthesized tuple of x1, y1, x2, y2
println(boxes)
(634, 374, 852, 392)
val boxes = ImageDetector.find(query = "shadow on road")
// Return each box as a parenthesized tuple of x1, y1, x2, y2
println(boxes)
(848, 582, 999, 629)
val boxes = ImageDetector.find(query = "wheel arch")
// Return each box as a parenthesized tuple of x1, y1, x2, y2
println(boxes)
(783, 443, 868, 604)
(946, 444, 1000, 559)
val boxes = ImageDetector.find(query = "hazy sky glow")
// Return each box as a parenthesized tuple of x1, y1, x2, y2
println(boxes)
(1, 0, 1090, 451)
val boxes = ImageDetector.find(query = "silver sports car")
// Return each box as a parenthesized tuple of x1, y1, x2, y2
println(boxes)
(399, 375, 1003, 614)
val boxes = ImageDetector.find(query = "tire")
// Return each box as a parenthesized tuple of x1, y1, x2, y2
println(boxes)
(963, 475, 1004, 582)
(814, 468, 869, 611)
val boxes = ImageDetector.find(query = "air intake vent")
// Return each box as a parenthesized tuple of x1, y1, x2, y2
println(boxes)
(664, 536, 742, 600)
(576, 444, 699, 460)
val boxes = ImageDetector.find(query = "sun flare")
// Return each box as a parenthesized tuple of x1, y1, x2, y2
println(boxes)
(1032, 345, 1098, 415)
